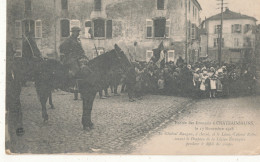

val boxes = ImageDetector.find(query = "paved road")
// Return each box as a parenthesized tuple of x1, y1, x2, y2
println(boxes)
(7, 83, 192, 154)
(133, 95, 260, 155)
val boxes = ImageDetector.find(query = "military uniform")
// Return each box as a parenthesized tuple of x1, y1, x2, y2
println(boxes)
(59, 27, 88, 77)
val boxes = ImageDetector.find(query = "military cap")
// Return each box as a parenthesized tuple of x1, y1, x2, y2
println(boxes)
(71, 26, 81, 32)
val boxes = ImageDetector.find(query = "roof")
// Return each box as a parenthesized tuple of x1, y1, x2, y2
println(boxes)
(205, 8, 257, 22)
(193, 0, 202, 11)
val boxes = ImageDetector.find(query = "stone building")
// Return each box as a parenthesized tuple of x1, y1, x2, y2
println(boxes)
(7, 0, 202, 63)
(201, 8, 257, 64)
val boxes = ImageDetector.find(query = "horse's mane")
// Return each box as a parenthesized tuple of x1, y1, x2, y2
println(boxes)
(88, 49, 116, 68)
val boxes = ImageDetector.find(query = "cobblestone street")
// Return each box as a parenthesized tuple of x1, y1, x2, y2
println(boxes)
(7, 83, 192, 154)
(133, 95, 260, 155)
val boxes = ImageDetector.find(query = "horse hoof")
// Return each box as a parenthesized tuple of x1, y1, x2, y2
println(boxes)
(43, 116, 49, 123)
(16, 128, 25, 136)
(83, 126, 91, 131)
(50, 106, 55, 109)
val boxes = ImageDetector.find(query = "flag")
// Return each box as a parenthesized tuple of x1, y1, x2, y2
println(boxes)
(152, 41, 164, 68)
(152, 41, 164, 62)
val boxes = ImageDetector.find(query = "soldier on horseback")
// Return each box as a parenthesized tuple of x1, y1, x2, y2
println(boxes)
(59, 26, 90, 78)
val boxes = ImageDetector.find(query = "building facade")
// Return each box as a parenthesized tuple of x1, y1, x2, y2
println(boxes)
(202, 8, 257, 64)
(7, 0, 202, 63)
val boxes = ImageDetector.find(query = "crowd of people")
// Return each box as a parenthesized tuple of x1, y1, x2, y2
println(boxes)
(124, 57, 257, 100)
(74, 56, 257, 102)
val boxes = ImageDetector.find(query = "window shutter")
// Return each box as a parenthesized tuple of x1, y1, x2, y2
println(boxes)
(232, 25, 234, 33)
(35, 20, 42, 38)
(85, 20, 92, 38)
(188, 21, 191, 39)
(146, 50, 153, 62)
(15, 20, 22, 38)
(165, 19, 171, 38)
(146, 19, 153, 38)
(60, 19, 70, 37)
(106, 20, 112, 39)
(191, 24, 195, 39)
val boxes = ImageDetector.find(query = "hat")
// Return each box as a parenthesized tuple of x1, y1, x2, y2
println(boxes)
(71, 26, 81, 32)
(210, 67, 215, 72)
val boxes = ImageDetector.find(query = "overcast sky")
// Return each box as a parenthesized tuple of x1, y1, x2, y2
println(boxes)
(198, 0, 260, 23)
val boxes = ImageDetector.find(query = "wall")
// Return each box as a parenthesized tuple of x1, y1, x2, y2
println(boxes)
(206, 19, 256, 48)
(7, 0, 202, 62)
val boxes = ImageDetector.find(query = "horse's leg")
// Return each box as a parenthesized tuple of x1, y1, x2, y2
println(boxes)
(82, 91, 96, 130)
(40, 94, 49, 122)
(49, 91, 55, 109)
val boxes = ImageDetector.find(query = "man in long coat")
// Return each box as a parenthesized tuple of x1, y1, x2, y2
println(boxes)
(59, 26, 89, 77)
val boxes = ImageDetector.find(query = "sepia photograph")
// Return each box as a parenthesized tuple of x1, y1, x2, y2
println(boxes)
(3, 0, 260, 156)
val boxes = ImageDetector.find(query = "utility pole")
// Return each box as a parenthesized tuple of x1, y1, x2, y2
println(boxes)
(54, 0, 57, 59)
(185, 0, 188, 63)
(217, 0, 228, 66)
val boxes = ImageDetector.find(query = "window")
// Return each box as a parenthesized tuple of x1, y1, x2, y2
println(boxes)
(93, 18, 105, 38)
(214, 38, 224, 47)
(35, 20, 42, 38)
(244, 24, 251, 33)
(167, 50, 175, 62)
(61, 0, 68, 10)
(106, 20, 113, 38)
(146, 19, 153, 38)
(244, 37, 252, 47)
(146, 50, 153, 62)
(94, 0, 102, 11)
(191, 24, 196, 39)
(154, 18, 166, 38)
(157, 0, 164, 10)
(15, 20, 22, 38)
(234, 38, 240, 47)
(60, 19, 70, 37)
(22, 19, 35, 37)
(25, 0, 31, 11)
(232, 24, 242, 33)
(214, 25, 221, 34)
(85, 20, 92, 38)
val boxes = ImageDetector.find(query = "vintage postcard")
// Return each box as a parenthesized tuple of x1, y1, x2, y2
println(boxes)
(4, 0, 260, 156)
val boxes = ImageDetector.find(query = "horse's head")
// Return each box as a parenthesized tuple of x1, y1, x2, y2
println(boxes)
(114, 44, 132, 72)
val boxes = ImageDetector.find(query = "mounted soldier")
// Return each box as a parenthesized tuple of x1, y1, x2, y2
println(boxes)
(59, 26, 90, 78)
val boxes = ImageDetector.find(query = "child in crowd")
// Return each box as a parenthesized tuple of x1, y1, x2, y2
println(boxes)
(157, 75, 165, 94)
(209, 67, 217, 98)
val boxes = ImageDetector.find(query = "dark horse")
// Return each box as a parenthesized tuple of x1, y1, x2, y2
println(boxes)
(12, 44, 132, 131)
(77, 44, 132, 130)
